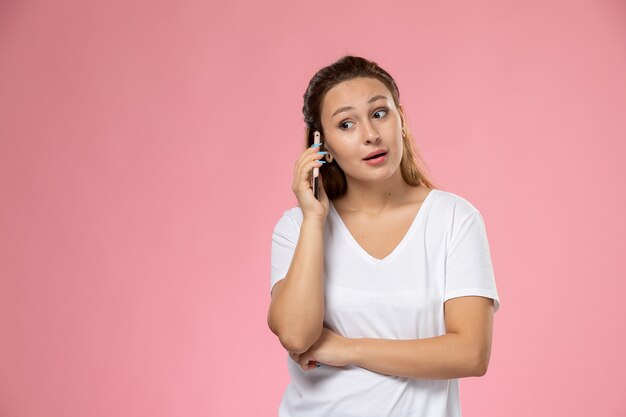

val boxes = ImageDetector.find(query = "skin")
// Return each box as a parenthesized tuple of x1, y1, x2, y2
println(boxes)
(287, 77, 494, 377)
(320, 76, 414, 214)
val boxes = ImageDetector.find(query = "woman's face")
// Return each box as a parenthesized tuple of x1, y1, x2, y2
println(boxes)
(319, 77, 405, 184)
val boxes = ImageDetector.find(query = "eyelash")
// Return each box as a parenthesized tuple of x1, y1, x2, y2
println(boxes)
(339, 108, 389, 130)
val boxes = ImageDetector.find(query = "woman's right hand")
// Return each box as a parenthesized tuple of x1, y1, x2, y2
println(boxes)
(292, 144, 329, 221)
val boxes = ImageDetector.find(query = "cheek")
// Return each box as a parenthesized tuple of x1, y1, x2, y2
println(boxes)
(325, 141, 346, 158)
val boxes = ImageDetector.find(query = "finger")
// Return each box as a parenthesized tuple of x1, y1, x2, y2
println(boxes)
(293, 160, 326, 194)
(295, 152, 325, 182)
(294, 146, 325, 176)
(294, 146, 324, 173)
(303, 360, 318, 371)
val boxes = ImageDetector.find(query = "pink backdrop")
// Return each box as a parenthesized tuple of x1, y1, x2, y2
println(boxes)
(1, 0, 625, 416)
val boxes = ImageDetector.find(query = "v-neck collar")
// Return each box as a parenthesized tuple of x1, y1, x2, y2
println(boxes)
(328, 189, 437, 265)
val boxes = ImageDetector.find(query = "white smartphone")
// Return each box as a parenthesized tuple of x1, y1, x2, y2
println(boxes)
(313, 131, 321, 199)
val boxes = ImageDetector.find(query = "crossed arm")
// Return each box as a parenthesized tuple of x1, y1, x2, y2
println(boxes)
(291, 296, 495, 379)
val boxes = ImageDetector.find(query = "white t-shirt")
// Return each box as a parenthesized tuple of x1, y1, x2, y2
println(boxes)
(270, 189, 501, 417)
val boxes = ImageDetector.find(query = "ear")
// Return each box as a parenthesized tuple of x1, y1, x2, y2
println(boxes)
(397, 103, 407, 127)
(320, 132, 334, 154)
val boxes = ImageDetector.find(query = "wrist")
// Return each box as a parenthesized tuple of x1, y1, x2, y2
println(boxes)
(345, 337, 361, 366)
(302, 216, 326, 226)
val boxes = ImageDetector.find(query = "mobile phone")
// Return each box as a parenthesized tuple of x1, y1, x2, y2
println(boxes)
(313, 131, 321, 199)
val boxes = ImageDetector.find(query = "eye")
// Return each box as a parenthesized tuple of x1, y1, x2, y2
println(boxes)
(373, 108, 388, 119)
(339, 120, 355, 130)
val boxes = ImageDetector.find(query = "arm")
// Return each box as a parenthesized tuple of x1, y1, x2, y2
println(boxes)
(346, 296, 494, 379)
(268, 217, 325, 354)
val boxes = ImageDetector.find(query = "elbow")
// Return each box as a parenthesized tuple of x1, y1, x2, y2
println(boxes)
(279, 334, 313, 354)
(472, 349, 490, 377)
(267, 309, 281, 338)
(278, 325, 324, 354)
(267, 308, 324, 353)
(268, 321, 304, 353)
(280, 336, 305, 354)
(268, 318, 318, 353)
(474, 360, 488, 377)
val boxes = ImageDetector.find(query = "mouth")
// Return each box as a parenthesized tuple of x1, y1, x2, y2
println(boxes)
(363, 151, 387, 161)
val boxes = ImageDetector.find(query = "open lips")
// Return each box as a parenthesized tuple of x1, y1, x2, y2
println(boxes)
(363, 150, 387, 160)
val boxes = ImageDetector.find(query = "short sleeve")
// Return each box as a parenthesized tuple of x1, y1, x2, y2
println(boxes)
(270, 210, 301, 295)
(444, 210, 501, 313)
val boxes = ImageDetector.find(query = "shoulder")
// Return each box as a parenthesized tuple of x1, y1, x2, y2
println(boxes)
(272, 206, 304, 233)
(281, 206, 304, 224)
(427, 190, 493, 248)
(429, 189, 481, 219)
(427, 189, 485, 239)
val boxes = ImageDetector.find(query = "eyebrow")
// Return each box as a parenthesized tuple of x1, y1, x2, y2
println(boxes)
(331, 95, 389, 118)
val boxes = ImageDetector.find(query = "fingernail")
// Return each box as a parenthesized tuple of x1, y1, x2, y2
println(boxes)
(316, 160, 327, 164)
(311, 143, 322, 148)
(317, 151, 328, 155)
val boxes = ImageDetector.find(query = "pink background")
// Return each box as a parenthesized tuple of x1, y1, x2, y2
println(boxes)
(1, 0, 625, 416)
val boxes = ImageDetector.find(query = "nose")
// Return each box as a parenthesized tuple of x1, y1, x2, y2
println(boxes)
(362, 120, 380, 144)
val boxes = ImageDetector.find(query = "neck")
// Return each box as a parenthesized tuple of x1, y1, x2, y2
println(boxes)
(335, 168, 417, 214)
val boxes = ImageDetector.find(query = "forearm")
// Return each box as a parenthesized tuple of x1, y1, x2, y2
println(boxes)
(347, 333, 486, 380)
(273, 218, 325, 353)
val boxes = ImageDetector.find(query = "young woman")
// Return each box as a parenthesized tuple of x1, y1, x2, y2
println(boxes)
(268, 55, 501, 417)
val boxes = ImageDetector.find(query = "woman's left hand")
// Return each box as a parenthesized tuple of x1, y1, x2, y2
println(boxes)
(289, 327, 353, 371)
